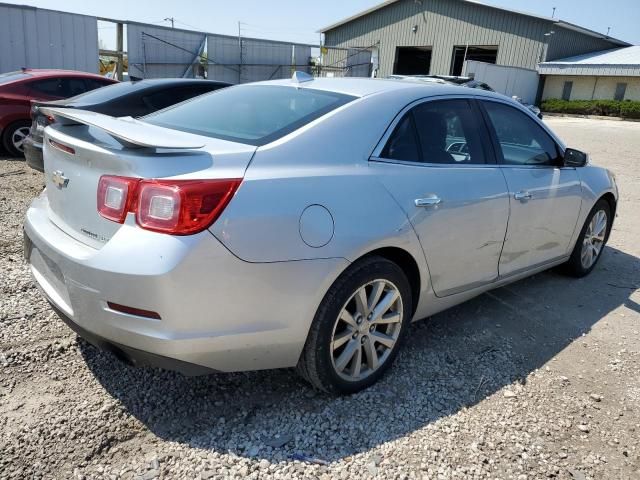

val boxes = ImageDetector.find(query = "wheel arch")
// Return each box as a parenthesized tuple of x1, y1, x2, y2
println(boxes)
(357, 246, 421, 317)
(599, 192, 617, 242)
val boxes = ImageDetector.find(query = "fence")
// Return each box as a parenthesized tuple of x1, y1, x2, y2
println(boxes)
(319, 46, 373, 78)
(0, 3, 377, 82)
(127, 23, 314, 83)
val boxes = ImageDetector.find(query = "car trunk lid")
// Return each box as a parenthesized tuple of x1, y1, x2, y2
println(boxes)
(41, 108, 255, 249)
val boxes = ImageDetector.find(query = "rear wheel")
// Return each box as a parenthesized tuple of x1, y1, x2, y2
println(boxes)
(2, 120, 31, 157)
(297, 256, 412, 394)
(563, 199, 612, 277)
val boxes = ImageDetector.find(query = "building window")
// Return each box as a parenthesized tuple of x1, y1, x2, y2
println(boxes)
(450, 46, 498, 76)
(562, 81, 573, 101)
(614, 82, 627, 101)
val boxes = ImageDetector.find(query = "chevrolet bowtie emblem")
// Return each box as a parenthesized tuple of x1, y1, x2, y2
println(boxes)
(51, 170, 69, 189)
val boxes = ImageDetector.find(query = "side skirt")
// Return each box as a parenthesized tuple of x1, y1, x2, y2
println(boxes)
(412, 255, 570, 321)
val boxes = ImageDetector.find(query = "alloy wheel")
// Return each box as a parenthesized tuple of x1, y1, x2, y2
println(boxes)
(330, 279, 403, 381)
(11, 126, 30, 153)
(581, 209, 607, 269)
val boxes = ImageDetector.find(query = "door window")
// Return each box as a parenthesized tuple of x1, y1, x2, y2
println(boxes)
(412, 99, 486, 164)
(381, 99, 486, 164)
(61, 78, 88, 97)
(483, 101, 560, 166)
(85, 78, 112, 91)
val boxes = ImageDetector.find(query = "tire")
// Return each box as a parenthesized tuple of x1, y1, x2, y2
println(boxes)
(2, 120, 31, 157)
(297, 255, 412, 394)
(563, 198, 612, 277)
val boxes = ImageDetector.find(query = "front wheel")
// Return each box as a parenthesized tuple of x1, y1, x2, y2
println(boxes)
(563, 199, 612, 277)
(297, 256, 412, 394)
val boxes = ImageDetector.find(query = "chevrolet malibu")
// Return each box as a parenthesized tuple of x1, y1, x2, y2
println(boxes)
(24, 75, 618, 393)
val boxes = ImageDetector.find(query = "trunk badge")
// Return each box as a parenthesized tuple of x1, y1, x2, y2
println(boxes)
(51, 170, 69, 189)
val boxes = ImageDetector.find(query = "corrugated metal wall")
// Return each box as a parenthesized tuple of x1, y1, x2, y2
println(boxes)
(206, 34, 311, 83)
(127, 23, 206, 79)
(0, 4, 98, 73)
(206, 35, 311, 84)
(546, 27, 619, 61)
(323, 0, 621, 77)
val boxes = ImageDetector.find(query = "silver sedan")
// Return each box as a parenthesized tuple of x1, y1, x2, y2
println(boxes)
(24, 75, 618, 393)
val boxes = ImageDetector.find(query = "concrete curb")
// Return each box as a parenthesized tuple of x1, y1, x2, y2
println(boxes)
(542, 112, 640, 123)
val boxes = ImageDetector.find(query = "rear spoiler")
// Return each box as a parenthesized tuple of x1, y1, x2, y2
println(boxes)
(40, 107, 205, 149)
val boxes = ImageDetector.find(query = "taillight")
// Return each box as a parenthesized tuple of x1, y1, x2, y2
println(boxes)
(97, 176, 140, 223)
(97, 176, 241, 235)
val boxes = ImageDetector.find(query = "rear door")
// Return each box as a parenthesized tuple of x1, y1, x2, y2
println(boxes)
(479, 100, 582, 276)
(370, 97, 510, 297)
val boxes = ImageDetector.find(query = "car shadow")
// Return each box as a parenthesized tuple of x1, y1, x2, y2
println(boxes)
(79, 245, 639, 463)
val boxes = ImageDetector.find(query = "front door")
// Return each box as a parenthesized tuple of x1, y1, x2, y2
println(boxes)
(480, 100, 582, 276)
(371, 98, 510, 297)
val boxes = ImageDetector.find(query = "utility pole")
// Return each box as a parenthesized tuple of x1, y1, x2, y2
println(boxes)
(164, 17, 175, 28)
(238, 21, 243, 83)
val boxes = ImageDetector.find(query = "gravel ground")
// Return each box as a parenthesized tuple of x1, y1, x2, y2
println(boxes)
(1, 117, 639, 480)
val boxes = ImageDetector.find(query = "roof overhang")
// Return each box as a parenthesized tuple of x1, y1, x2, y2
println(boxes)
(538, 64, 640, 76)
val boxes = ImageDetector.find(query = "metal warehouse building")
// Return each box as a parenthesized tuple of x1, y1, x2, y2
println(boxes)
(320, 0, 629, 80)
(539, 46, 640, 101)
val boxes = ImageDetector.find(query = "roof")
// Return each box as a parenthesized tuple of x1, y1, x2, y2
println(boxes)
(21, 68, 112, 79)
(319, 0, 630, 46)
(255, 76, 494, 98)
(538, 46, 640, 76)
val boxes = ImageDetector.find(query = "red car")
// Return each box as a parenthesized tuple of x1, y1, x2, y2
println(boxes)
(0, 69, 116, 156)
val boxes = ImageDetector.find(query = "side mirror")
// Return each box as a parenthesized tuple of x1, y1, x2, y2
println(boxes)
(563, 148, 588, 167)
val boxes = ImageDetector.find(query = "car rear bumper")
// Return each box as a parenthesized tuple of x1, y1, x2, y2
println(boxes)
(24, 191, 348, 374)
(24, 137, 44, 172)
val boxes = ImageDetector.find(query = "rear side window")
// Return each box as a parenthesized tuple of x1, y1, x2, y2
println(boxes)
(381, 114, 420, 161)
(30, 78, 65, 97)
(483, 101, 559, 166)
(144, 85, 355, 146)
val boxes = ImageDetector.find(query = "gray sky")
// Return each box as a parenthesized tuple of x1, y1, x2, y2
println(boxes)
(2, 0, 638, 47)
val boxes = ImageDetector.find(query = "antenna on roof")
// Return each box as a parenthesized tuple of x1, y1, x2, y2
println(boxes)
(606, 26, 611, 37)
(292, 71, 314, 84)
(551, 7, 556, 18)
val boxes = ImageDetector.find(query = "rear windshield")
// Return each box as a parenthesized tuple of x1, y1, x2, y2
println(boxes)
(143, 85, 356, 146)
(0, 71, 32, 84)
(60, 81, 135, 104)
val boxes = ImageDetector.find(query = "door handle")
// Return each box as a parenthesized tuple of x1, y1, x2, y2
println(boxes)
(514, 191, 532, 201)
(415, 196, 442, 207)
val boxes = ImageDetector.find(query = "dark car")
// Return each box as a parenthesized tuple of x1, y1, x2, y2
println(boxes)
(0, 69, 116, 156)
(25, 78, 231, 172)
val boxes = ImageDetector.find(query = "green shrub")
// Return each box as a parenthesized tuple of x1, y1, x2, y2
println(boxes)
(620, 101, 640, 119)
(541, 99, 640, 119)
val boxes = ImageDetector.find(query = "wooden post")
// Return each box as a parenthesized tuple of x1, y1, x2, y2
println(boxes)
(116, 22, 124, 80)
